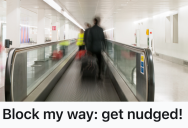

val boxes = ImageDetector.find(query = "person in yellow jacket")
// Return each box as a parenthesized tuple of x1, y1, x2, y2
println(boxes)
(76, 29, 85, 51)
(59, 40, 70, 56)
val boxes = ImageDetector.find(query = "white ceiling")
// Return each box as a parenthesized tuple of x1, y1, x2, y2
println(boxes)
(0, 0, 74, 28)
(56, 0, 188, 29)
(1, 0, 188, 29)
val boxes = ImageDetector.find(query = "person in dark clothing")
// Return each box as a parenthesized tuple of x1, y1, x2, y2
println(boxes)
(83, 23, 91, 49)
(88, 17, 106, 79)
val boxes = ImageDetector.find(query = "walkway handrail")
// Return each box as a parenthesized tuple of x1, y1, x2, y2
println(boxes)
(5, 39, 77, 101)
(105, 39, 155, 101)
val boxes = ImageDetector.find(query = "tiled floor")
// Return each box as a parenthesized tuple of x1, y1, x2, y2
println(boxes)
(154, 56, 188, 102)
(0, 87, 4, 101)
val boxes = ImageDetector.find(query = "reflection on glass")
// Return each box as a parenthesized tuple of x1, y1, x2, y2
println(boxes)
(13, 39, 77, 100)
(132, 67, 137, 87)
(105, 39, 146, 101)
(115, 43, 137, 95)
(106, 40, 114, 61)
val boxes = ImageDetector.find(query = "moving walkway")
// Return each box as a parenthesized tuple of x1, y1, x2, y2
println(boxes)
(5, 39, 155, 102)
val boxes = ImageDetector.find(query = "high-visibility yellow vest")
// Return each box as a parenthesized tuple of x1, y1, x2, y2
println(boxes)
(60, 40, 70, 46)
(76, 33, 84, 46)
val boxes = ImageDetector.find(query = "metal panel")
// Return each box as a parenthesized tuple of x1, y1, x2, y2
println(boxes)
(136, 53, 147, 101)
(13, 52, 27, 101)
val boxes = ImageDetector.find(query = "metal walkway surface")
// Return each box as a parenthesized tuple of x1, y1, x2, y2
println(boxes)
(45, 60, 120, 101)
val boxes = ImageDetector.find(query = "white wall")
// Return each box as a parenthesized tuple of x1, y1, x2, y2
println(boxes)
(29, 28, 37, 42)
(45, 29, 52, 41)
(105, 30, 114, 40)
(114, 6, 188, 61)
(178, 6, 188, 60)
(114, 20, 136, 45)
(136, 18, 153, 47)
(149, 9, 188, 60)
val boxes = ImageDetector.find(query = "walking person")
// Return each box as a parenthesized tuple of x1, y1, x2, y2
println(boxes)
(84, 23, 91, 50)
(76, 29, 85, 51)
(75, 29, 86, 60)
(88, 17, 106, 79)
(0, 43, 2, 53)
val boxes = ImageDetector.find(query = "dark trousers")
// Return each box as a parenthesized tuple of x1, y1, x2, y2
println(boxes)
(79, 45, 85, 51)
(92, 52, 102, 77)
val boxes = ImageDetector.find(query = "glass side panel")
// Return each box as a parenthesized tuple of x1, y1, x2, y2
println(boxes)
(12, 39, 77, 101)
(114, 43, 137, 95)
(105, 39, 147, 101)
(106, 40, 114, 61)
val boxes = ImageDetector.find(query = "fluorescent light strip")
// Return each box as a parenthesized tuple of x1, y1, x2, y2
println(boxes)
(43, 0, 84, 30)
(104, 28, 115, 32)
(43, 0, 62, 13)
(63, 11, 84, 30)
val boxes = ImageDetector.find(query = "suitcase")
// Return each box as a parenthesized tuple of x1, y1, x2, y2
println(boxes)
(52, 51, 63, 60)
(81, 55, 98, 79)
(75, 50, 86, 60)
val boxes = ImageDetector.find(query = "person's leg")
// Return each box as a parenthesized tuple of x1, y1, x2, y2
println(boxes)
(81, 46, 83, 50)
(79, 46, 82, 51)
(96, 52, 102, 78)
(81, 45, 85, 50)
(60, 46, 64, 56)
(82, 45, 85, 50)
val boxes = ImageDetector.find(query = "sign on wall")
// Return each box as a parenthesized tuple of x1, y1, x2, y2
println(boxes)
(52, 26, 56, 31)
(20, 27, 29, 44)
(146, 29, 149, 35)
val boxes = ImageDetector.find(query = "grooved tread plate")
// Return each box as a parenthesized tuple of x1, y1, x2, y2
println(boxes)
(45, 60, 120, 101)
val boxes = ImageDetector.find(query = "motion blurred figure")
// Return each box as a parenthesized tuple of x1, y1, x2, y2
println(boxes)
(88, 17, 106, 79)
(0, 43, 2, 53)
(0, 43, 4, 78)
(76, 29, 85, 51)
(84, 23, 91, 50)
(60, 40, 70, 56)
